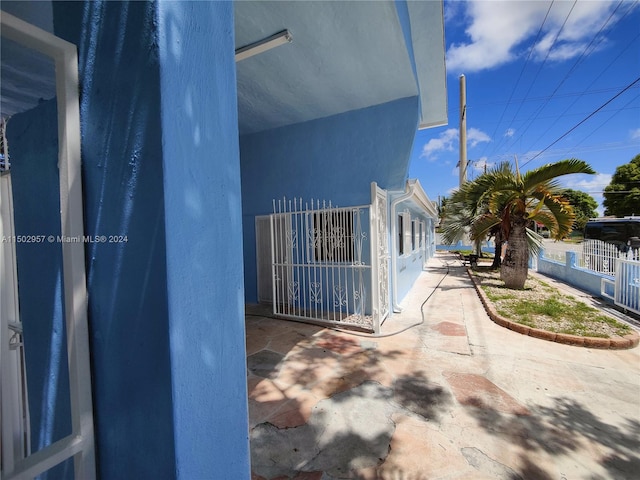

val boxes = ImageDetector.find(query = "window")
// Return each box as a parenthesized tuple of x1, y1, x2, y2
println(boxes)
(398, 214, 404, 255)
(419, 222, 424, 248)
(411, 220, 416, 251)
(398, 212, 411, 256)
(312, 210, 354, 262)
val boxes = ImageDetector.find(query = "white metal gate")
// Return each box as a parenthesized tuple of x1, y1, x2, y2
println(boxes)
(269, 183, 389, 333)
(601, 258, 640, 316)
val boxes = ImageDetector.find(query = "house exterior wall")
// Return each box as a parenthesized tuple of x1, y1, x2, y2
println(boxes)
(392, 203, 435, 304)
(5, 1, 250, 478)
(240, 96, 420, 303)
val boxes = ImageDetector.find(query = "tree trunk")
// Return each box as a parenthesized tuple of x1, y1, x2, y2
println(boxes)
(491, 229, 502, 270)
(500, 217, 528, 289)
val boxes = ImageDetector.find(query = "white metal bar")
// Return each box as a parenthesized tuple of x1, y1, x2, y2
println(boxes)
(370, 183, 380, 332)
(270, 203, 277, 316)
(56, 36, 96, 480)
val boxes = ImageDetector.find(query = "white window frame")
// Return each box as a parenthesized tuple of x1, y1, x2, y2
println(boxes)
(0, 12, 96, 480)
(398, 212, 411, 256)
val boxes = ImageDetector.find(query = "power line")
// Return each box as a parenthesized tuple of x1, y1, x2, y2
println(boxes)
(574, 92, 640, 147)
(487, 0, 578, 159)
(502, 1, 626, 155)
(520, 76, 640, 169)
(479, 0, 555, 160)
(516, 0, 626, 154)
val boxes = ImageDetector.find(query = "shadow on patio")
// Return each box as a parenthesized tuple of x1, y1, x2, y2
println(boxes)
(245, 310, 451, 480)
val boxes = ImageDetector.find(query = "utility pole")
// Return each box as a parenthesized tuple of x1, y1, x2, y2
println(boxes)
(459, 74, 467, 186)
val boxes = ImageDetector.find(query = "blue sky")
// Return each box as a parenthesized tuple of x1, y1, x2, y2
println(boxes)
(409, 0, 640, 214)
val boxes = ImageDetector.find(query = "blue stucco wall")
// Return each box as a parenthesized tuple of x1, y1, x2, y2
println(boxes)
(157, 1, 250, 478)
(241, 96, 419, 302)
(7, 99, 73, 479)
(52, 1, 177, 477)
(48, 1, 250, 478)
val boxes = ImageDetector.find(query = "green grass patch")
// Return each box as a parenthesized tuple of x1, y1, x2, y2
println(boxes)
(475, 270, 632, 338)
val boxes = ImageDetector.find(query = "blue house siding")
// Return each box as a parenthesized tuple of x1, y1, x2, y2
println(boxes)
(7, 99, 74, 479)
(240, 96, 420, 303)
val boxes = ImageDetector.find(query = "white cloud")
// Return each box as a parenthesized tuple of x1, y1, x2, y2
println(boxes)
(446, 1, 619, 73)
(504, 128, 515, 138)
(420, 128, 458, 160)
(472, 157, 494, 173)
(631, 128, 640, 140)
(563, 173, 612, 216)
(419, 127, 491, 159)
(563, 172, 611, 192)
(468, 127, 491, 147)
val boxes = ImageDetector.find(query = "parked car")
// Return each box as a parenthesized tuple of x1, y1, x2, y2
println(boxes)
(584, 217, 640, 252)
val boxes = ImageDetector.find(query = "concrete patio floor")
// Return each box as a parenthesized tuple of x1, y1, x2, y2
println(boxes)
(246, 252, 640, 480)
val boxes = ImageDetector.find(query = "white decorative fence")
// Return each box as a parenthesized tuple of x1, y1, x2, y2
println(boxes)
(579, 240, 640, 276)
(270, 187, 389, 333)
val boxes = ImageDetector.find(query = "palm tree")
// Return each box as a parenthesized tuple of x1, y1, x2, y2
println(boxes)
(441, 162, 510, 267)
(488, 159, 595, 289)
(442, 159, 595, 289)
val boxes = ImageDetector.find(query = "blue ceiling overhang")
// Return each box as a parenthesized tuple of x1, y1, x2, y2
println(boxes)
(234, 0, 447, 135)
(1, 1, 448, 131)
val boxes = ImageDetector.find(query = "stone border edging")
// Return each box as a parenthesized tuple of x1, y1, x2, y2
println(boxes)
(467, 269, 639, 350)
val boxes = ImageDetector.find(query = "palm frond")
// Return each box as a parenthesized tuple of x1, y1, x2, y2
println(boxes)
(526, 228, 544, 258)
(470, 212, 501, 240)
(522, 159, 595, 192)
(540, 196, 575, 239)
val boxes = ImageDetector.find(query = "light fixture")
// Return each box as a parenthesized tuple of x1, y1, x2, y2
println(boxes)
(235, 30, 292, 62)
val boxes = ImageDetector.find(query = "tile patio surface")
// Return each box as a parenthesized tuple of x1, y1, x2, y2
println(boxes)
(246, 252, 640, 480)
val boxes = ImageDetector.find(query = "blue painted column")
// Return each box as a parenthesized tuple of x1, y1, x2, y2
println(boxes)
(49, 0, 249, 476)
(157, 2, 250, 478)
